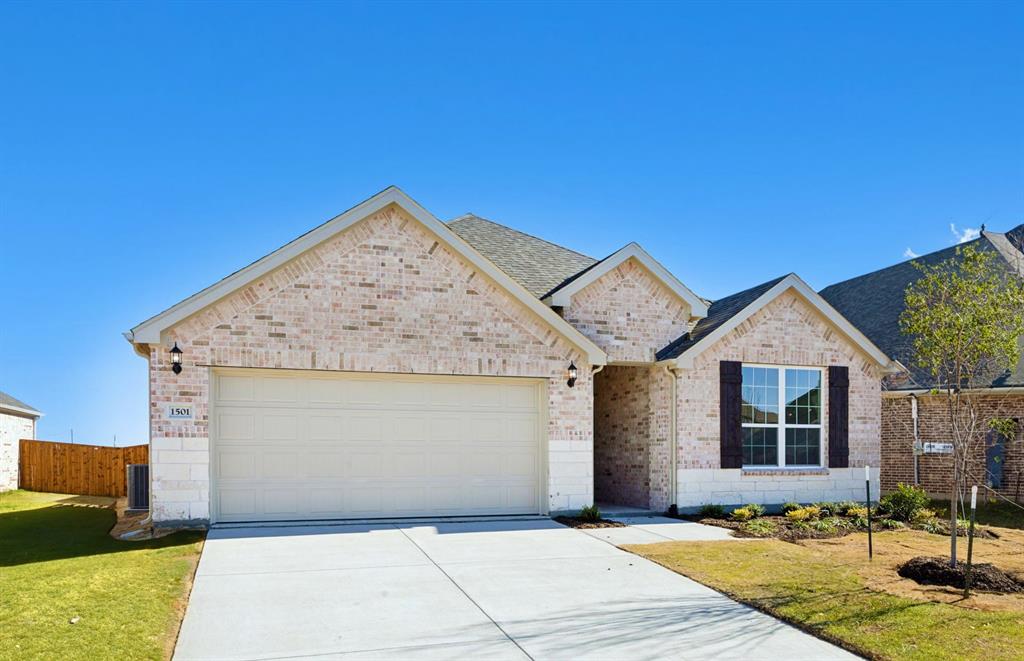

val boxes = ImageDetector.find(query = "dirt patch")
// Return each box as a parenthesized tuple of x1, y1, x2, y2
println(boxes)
(801, 528, 1024, 611)
(554, 516, 625, 529)
(898, 556, 1024, 593)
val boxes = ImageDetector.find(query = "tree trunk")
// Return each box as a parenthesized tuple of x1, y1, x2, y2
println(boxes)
(949, 465, 958, 567)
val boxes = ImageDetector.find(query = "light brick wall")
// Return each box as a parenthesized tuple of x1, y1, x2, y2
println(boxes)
(0, 412, 34, 491)
(594, 365, 650, 508)
(148, 204, 593, 525)
(674, 290, 882, 508)
(593, 365, 674, 511)
(563, 259, 692, 363)
(881, 393, 1024, 500)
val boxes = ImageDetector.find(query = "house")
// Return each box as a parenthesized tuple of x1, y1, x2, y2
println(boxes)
(821, 225, 1024, 499)
(125, 187, 896, 526)
(0, 391, 42, 491)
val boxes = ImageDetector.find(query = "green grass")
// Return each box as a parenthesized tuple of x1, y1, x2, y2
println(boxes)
(930, 498, 1024, 530)
(627, 536, 1024, 661)
(0, 491, 204, 661)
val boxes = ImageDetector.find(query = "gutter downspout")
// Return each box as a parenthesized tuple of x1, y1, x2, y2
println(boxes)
(911, 393, 921, 486)
(662, 364, 679, 511)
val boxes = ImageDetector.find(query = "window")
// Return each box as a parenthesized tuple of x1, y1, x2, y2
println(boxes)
(741, 365, 822, 467)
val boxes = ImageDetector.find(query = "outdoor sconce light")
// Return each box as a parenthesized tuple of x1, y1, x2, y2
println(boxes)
(170, 342, 183, 375)
(566, 361, 578, 388)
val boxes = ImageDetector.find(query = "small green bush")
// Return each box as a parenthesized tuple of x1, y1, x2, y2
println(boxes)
(812, 517, 841, 533)
(813, 502, 837, 517)
(845, 506, 869, 518)
(786, 508, 812, 522)
(731, 506, 756, 521)
(911, 508, 936, 523)
(851, 515, 869, 529)
(878, 483, 930, 522)
(741, 519, 778, 537)
(834, 500, 861, 516)
(881, 518, 905, 530)
(781, 502, 802, 514)
(578, 504, 601, 522)
(745, 503, 766, 517)
(698, 503, 726, 519)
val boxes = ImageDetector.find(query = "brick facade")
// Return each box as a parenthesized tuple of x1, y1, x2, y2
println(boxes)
(148, 204, 594, 525)
(0, 412, 34, 491)
(673, 290, 883, 509)
(562, 259, 693, 363)
(881, 393, 1024, 501)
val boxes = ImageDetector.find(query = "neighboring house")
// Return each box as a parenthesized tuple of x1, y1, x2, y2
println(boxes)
(821, 225, 1024, 499)
(125, 187, 896, 526)
(0, 391, 42, 491)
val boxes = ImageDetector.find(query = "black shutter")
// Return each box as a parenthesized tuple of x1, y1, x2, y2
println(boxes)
(720, 361, 743, 469)
(828, 366, 849, 468)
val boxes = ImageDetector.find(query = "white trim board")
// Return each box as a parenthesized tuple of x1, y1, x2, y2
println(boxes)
(543, 242, 709, 318)
(125, 187, 608, 366)
(661, 273, 898, 372)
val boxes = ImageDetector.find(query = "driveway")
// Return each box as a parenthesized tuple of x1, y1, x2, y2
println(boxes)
(174, 518, 856, 660)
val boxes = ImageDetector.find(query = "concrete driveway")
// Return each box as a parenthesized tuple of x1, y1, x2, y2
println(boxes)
(174, 519, 856, 660)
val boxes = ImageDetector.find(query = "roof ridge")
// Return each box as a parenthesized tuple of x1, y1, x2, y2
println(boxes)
(820, 235, 987, 294)
(448, 213, 596, 262)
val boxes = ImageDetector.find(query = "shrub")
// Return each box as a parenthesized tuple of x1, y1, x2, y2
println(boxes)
(780, 502, 802, 514)
(845, 506, 869, 518)
(834, 501, 861, 516)
(578, 504, 601, 522)
(922, 519, 946, 535)
(911, 508, 936, 524)
(803, 505, 822, 520)
(878, 483, 930, 522)
(698, 503, 726, 519)
(731, 506, 756, 521)
(786, 508, 812, 522)
(881, 519, 906, 530)
(741, 518, 778, 537)
(851, 515, 869, 529)
(745, 503, 767, 518)
(812, 517, 841, 533)
(813, 502, 837, 517)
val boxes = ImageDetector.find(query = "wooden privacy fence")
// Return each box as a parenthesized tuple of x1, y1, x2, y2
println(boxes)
(19, 439, 148, 498)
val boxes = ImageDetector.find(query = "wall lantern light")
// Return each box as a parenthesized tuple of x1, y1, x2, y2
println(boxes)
(170, 342, 183, 374)
(566, 361, 578, 388)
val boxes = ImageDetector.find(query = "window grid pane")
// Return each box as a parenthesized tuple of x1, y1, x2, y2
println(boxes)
(742, 427, 778, 466)
(741, 366, 779, 424)
(785, 428, 821, 465)
(785, 369, 821, 426)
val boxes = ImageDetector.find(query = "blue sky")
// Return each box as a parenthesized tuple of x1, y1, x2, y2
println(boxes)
(1, 2, 1021, 445)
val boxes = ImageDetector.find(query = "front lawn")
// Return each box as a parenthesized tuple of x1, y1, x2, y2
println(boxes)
(0, 490, 204, 661)
(627, 526, 1024, 660)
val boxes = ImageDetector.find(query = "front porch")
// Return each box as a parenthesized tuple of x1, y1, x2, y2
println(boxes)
(593, 365, 675, 514)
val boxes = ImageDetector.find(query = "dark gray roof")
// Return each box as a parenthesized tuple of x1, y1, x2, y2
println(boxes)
(657, 275, 789, 360)
(447, 214, 598, 298)
(0, 390, 42, 417)
(820, 228, 1024, 390)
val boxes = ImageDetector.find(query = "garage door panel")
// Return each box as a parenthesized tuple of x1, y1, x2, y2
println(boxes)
(213, 370, 543, 523)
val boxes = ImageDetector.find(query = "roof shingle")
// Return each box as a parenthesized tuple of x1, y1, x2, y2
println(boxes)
(447, 214, 598, 298)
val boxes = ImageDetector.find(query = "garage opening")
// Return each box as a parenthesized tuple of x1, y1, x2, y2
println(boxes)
(210, 369, 545, 523)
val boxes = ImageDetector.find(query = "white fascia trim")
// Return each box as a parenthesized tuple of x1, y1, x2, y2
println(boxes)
(126, 187, 608, 365)
(671, 273, 897, 372)
(0, 404, 43, 419)
(543, 242, 709, 318)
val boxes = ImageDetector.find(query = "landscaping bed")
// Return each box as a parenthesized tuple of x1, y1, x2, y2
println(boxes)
(689, 484, 1005, 542)
(554, 515, 625, 529)
(898, 556, 1024, 593)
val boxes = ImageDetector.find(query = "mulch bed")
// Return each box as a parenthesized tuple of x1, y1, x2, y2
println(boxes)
(553, 516, 626, 529)
(898, 556, 1024, 593)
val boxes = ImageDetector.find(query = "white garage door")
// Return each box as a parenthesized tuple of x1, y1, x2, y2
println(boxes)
(211, 369, 545, 523)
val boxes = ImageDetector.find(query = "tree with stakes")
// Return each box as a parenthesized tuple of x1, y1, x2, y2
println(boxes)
(900, 244, 1024, 566)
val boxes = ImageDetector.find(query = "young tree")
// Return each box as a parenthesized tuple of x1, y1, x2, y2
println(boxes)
(900, 244, 1024, 566)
